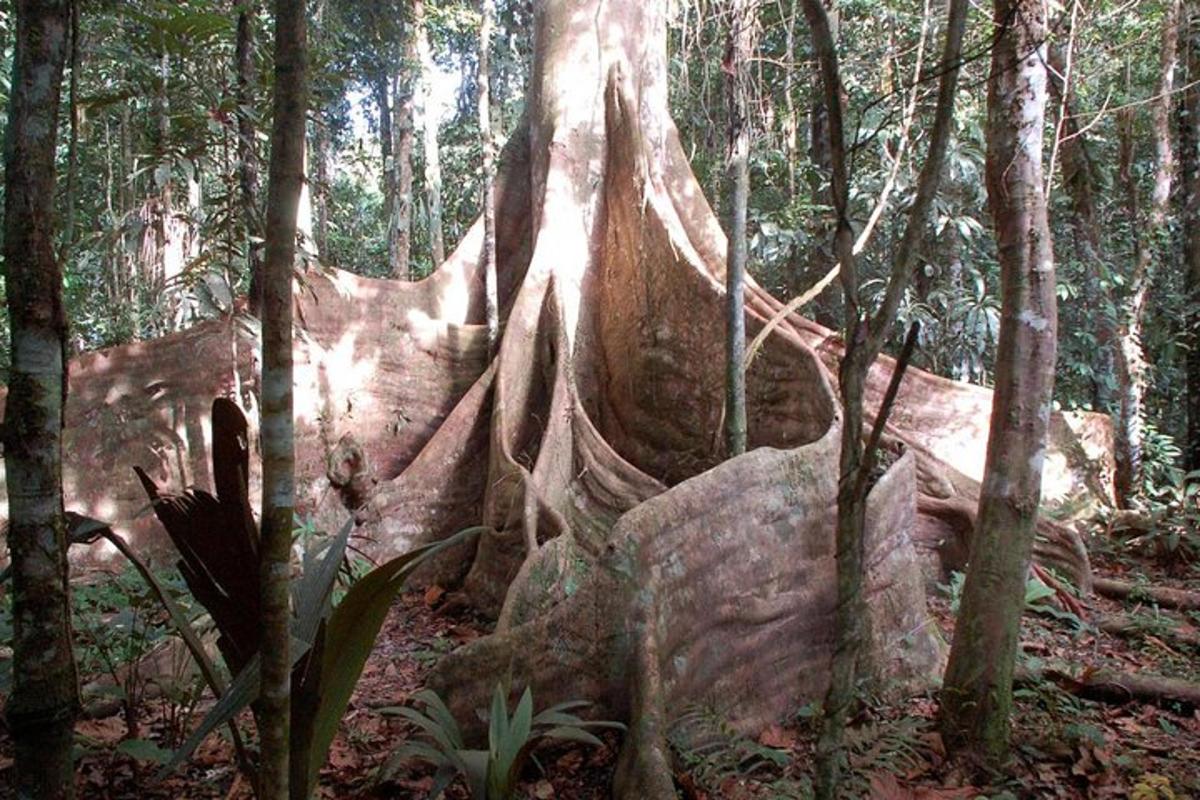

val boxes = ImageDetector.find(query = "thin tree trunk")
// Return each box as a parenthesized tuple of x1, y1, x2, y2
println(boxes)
(2, 1, 78, 797)
(723, 0, 755, 457)
(940, 0, 1058, 764)
(414, 0, 445, 268)
(800, 0, 840, 325)
(310, 0, 330, 258)
(311, 116, 331, 258)
(480, 0, 499, 355)
(259, 0, 306, 796)
(62, 0, 79, 255)
(783, 0, 797, 199)
(392, 73, 414, 280)
(1048, 43, 1115, 412)
(806, 0, 968, 792)
(237, 1, 265, 315)
(1113, 0, 1178, 507)
(1184, 2, 1200, 471)
(375, 73, 397, 274)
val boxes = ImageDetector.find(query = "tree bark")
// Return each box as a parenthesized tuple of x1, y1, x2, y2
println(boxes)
(1182, 2, 1200, 472)
(238, 4, 264, 314)
(260, 0, 306, 796)
(1113, 0, 1178, 507)
(2, 1, 78, 797)
(62, 0, 79, 256)
(415, 0, 445, 268)
(480, 0, 498, 355)
(375, 73, 397, 275)
(940, 0, 1058, 764)
(392, 72, 415, 280)
(723, 0, 754, 458)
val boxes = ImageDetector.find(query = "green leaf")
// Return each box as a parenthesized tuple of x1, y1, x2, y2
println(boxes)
(498, 687, 533, 781)
(414, 689, 466, 749)
(293, 516, 354, 645)
(541, 726, 604, 747)
(392, 707, 464, 756)
(117, 738, 173, 765)
(489, 684, 508, 761)
(297, 527, 484, 798)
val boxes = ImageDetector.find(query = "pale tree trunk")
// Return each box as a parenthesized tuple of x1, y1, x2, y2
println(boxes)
(1184, 2, 1200, 472)
(806, 0, 968, 793)
(392, 73, 415, 279)
(415, 0, 445, 268)
(480, 0, 498, 354)
(723, 0, 755, 457)
(940, 0, 1058, 764)
(2, 1, 78, 797)
(1048, 43, 1115, 412)
(311, 118, 332, 258)
(1113, 0, 1178, 507)
(259, 0, 306, 796)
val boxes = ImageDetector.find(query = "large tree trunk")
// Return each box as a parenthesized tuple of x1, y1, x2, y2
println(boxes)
(259, 0, 306, 795)
(0, 0, 1115, 796)
(2, 1, 78, 797)
(940, 0, 1058, 764)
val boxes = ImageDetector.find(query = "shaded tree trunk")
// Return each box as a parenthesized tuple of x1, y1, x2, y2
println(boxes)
(2, 1, 78, 797)
(800, 0, 841, 327)
(1048, 43, 1115, 412)
(1185, 2, 1200, 472)
(1113, 0, 1178, 507)
(415, 0, 445, 268)
(62, 0, 79, 256)
(723, 0, 755, 457)
(374, 74, 397, 274)
(940, 0, 1058, 764)
(259, 0, 307, 796)
(783, 0, 798, 199)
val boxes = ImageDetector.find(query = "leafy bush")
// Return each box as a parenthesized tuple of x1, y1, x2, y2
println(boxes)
(384, 684, 622, 800)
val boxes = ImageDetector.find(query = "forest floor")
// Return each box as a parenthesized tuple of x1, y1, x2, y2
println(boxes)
(0, 529, 1196, 799)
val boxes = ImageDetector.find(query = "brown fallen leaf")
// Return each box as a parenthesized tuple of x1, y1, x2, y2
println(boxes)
(424, 585, 446, 606)
(758, 723, 798, 750)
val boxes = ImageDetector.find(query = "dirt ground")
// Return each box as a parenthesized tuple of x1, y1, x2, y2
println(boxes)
(0, 526, 1196, 800)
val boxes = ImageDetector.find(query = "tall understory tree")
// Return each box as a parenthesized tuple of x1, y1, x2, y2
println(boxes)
(2, 0, 78, 797)
(1113, 0, 1178, 508)
(723, 0, 756, 458)
(259, 0, 308, 796)
(940, 0, 1059, 765)
(1184, 0, 1200, 472)
(799, 0, 969, 794)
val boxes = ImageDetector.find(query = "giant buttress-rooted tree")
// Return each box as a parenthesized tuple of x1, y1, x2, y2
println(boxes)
(0, 0, 1116, 795)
